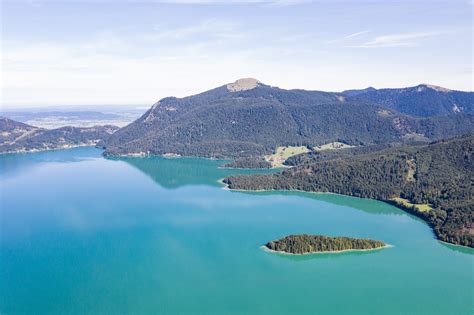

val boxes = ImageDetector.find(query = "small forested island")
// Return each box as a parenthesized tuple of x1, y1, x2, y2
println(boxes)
(225, 136, 474, 248)
(265, 234, 386, 254)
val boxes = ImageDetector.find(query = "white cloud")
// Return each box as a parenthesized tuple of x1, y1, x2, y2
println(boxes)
(353, 31, 441, 48)
(327, 30, 371, 44)
(0, 35, 262, 106)
(146, 18, 242, 42)
(345, 30, 372, 39)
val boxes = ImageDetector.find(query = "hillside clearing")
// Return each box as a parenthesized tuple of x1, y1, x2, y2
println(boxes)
(265, 146, 310, 167)
(391, 197, 433, 212)
(313, 142, 355, 151)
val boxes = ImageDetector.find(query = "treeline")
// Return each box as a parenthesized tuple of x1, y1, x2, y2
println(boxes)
(346, 84, 474, 117)
(103, 80, 474, 158)
(283, 143, 393, 166)
(224, 135, 474, 247)
(266, 234, 386, 254)
(222, 157, 272, 169)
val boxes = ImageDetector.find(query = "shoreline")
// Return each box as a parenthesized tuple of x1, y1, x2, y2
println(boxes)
(439, 240, 474, 250)
(219, 178, 337, 195)
(220, 181, 473, 250)
(218, 165, 278, 170)
(261, 244, 393, 255)
(0, 143, 98, 155)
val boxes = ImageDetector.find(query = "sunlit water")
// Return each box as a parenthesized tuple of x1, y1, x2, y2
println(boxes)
(1, 147, 473, 314)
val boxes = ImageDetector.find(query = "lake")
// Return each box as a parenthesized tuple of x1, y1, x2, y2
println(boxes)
(1, 147, 473, 314)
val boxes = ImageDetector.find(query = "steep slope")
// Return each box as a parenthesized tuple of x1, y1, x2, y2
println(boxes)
(345, 84, 473, 117)
(0, 117, 37, 144)
(0, 117, 119, 153)
(223, 136, 474, 247)
(103, 79, 474, 158)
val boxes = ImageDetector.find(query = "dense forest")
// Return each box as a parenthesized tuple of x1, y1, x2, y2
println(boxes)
(102, 79, 474, 158)
(224, 136, 474, 247)
(345, 84, 473, 117)
(0, 117, 118, 153)
(222, 157, 272, 169)
(283, 143, 393, 166)
(265, 234, 386, 254)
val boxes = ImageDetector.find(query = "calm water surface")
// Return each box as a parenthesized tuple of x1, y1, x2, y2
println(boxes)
(1, 147, 473, 314)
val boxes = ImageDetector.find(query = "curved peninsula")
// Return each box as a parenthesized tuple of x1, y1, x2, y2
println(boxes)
(265, 234, 386, 254)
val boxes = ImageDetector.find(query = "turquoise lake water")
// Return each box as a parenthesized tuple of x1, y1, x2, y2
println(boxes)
(1, 147, 473, 314)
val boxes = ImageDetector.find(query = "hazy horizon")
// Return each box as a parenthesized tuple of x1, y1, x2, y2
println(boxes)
(2, 0, 473, 108)
(1, 78, 473, 110)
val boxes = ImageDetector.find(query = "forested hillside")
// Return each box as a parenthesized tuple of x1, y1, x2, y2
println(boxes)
(103, 79, 474, 158)
(223, 136, 474, 247)
(0, 117, 118, 153)
(345, 84, 473, 117)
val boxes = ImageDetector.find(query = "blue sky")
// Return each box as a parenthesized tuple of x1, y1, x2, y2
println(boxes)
(1, 0, 472, 107)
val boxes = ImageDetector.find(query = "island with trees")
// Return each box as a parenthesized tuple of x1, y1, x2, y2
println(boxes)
(265, 234, 387, 254)
(225, 135, 474, 248)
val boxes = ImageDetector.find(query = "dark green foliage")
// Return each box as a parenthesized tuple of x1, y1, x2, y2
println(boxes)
(224, 136, 474, 247)
(284, 144, 393, 166)
(0, 117, 119, 153)
(103, 81, 474, 158)
(222, 157, 272, 169)
(345, 84, 474, 117)
(266, 234, 386, 254)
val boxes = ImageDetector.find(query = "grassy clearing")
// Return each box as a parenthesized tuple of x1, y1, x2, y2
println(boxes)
(402, 133, 430, 142)
(391, 197, 433, 212)
(265, 146, 310, 167)
(313, 142, 355, 151)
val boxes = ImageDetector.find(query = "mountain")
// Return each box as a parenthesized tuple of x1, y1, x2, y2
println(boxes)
(223, 135, 474, 247)
(344, 84, 473, 117)
(0, 117, 37, 144)
(103, 78, 473, 158)
(341, 87, 377, 97)
(0, 117, 119, 154)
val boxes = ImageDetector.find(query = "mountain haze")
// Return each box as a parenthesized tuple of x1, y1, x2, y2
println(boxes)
(0, 117, 118, 154)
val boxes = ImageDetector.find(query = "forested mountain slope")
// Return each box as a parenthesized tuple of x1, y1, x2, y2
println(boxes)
(103, 78, 474, 158)
(223, 136, 474, 247)
(0, 117, 118, 153)
(345, 84, 473, 117)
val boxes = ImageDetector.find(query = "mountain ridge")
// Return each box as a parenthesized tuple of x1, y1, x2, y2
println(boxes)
(0, 117, 118, 154)
(344, 83, 473, 116)
(102, 79, 473, 158)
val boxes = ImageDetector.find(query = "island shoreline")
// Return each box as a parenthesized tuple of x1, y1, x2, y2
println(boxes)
(261, 244, 393, 255)
(219, 179, 474, 249)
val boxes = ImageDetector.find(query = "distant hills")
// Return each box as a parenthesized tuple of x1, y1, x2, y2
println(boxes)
(103, 78, 473, 158)
(0, 106, 144, 129)
(0, 117, 118, 154)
